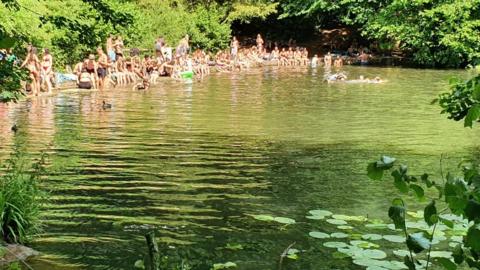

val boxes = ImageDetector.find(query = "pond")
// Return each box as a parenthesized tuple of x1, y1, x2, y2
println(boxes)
(0, 66, 478, 269)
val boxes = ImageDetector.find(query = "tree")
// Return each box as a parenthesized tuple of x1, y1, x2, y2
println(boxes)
(279, 0, 480, 67)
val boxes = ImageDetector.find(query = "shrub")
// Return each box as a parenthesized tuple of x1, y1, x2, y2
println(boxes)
(0, 149, 47, 244)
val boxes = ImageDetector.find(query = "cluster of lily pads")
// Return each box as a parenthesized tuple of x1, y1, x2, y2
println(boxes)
(250, 208, 470, 270)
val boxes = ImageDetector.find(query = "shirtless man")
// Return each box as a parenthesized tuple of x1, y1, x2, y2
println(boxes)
(96, 47, 109, 89)
(334, 57, 343, 68)
(359, 50, 370, 65)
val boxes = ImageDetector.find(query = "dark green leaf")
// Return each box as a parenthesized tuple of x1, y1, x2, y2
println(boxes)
(403, 255, 415, 270)
(439, 217, 454, 228)
(394, 177, 409, 193)
(464, 104, 480, 128)
(410, 184, 424, 199)
(436, 258, 457, 270)
(0, 37, 16, 49)
(406, 233, 430, 254)
(421, 173, 434, 188)
(466, 224, 480, 253)
(444, 180, 468, 213)
(424, 200, 437, 226)
(465, 200, 480, 222)
(367, 162, 384, 181)
(452, 244, 464, 264)
(388, 199, 406, 230)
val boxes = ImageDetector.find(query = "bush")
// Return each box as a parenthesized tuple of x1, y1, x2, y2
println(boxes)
(0, 149, 47, 244)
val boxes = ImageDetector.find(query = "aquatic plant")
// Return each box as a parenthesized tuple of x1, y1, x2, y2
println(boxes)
(367, 155, 480, 269)
(0, 147, 47, 244)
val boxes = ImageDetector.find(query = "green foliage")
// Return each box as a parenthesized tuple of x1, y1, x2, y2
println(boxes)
(280, 0, 480, 67)
(367, 155, 480, 269)
(439, 75, 480, 127)
(0, 58, 28, 103)
(226, 2, 278, 23)
(188, 4, 232, 51)
(0, 148, 47, 244)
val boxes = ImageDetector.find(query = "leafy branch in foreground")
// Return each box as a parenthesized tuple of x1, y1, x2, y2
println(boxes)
(367, 156, 480, 269)
(439, 75, 480, 128)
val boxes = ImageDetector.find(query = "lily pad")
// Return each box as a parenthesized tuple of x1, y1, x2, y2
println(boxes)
(326, 219, 348, 225)
(323, 241, 348, 248)
(331, 232, 349, 238)
(332, 214, 367, 222)
(354, 249, 387, 259)
(450, 236, 463, 242)
(309, 210, 333, 217)
(273, 217, 296, 224)
(362, 234, 383, 241)
(286, 248, 299, 260)
(429, 251, 452, 258)
(251, 215, 274, 221)
(351, 240, 379, 249)
(309, 231, 330, 239)
(383, 235, 405, 243)
(353, 258, 384, 267)
(393, 250, 412, 258)
(337, 225, 354, 230)
(213, 262, 237, 270)
(366, 223, 388, 229)
(306, 215, 325, 220)
(407, 211, 424, 219)
(338, 245, 364, 256)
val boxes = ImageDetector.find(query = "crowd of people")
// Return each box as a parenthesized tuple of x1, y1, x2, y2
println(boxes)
(0, 33, 377, 96)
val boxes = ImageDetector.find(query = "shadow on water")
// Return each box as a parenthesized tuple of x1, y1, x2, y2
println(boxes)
(0, 66, 479, 269)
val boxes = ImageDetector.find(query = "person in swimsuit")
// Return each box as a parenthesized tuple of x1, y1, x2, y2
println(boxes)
(78, 68, 93, 89)
(155, 36, 165, 58)
(231, 36, 239, 60)
(256, 34, 264, 52)
(114, 36, 124, 58)
(21, 46, 41, 96)
(324, 52, 333, 67)
(334, 57, 343, 68)
(40, 48, 53, 93)
(96, 47, 108, 89)
(85, 54, 97, 88)
(106, 35, 116, 63)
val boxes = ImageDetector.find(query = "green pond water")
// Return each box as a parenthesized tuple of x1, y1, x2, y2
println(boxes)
(0, 66, 478, 269)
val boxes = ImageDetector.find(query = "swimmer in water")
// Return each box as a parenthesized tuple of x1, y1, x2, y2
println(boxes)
(133, 78, 150, 90)
(326, 72, 347, 83)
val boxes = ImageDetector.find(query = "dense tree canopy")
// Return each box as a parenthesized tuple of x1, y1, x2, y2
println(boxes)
(279, 0, 480, 67)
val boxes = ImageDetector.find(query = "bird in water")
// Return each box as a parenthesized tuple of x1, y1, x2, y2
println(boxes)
(11, 124, 18, 133)
(102, 101, 112, 110)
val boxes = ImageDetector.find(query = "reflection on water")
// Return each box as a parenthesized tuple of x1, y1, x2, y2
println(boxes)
(0, 66, 479, 269)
